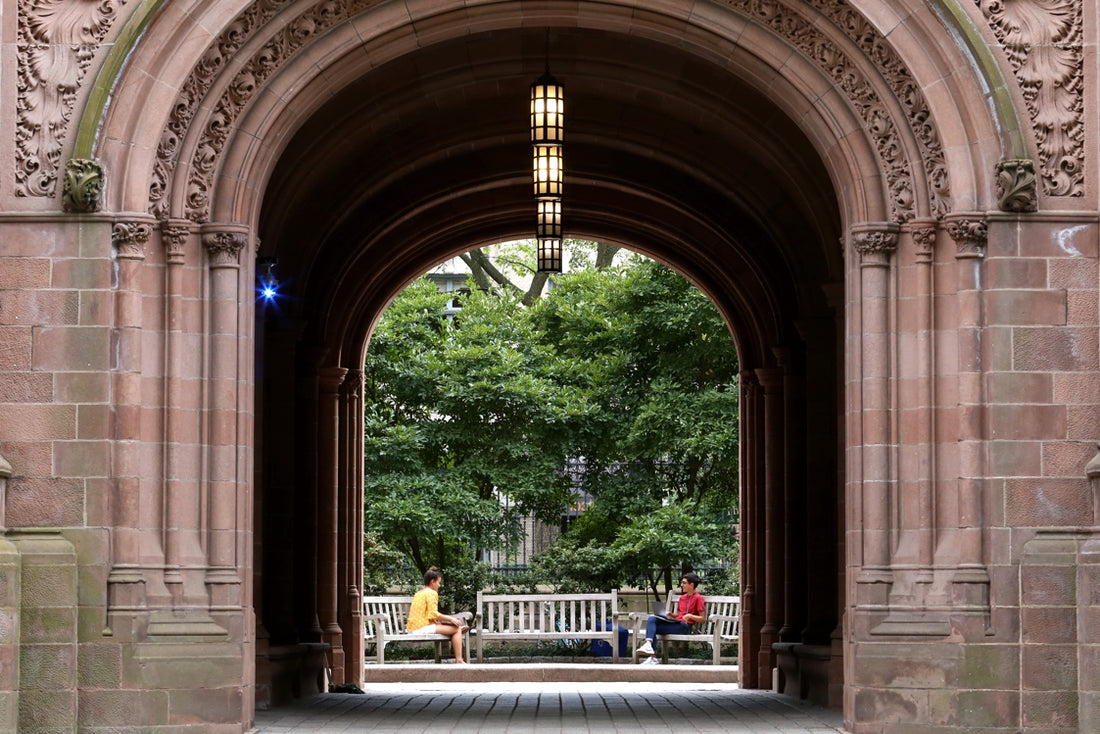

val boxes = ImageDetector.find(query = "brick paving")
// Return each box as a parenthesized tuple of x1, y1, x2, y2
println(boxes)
(253, 682, 847, 733)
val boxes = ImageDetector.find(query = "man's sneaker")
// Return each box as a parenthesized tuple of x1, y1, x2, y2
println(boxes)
(641, 656, 660, 665)
(636, 640, 655, 656)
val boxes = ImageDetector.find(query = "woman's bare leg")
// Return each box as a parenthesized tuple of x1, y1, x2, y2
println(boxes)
(438, 621, 466, 663)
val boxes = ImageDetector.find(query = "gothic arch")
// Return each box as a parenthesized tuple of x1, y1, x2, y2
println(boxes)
(62, 0, 1063, 727)
(82, 0, 1023, 228)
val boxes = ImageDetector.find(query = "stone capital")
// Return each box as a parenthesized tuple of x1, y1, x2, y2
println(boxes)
(161, 219, 192, 264)
(907, 220, 937, 264)
(754, 366, 784, 391)
(341, 369, 364, 399)
(945, 216, 988, 259)
(850, 224, 899, 268)
(112, 220, 154, 261)
(319, 366, 349, 394)
(201, 229, 248, 268)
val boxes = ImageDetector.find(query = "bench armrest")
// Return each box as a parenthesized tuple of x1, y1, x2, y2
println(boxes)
(708, 614, 739, 641)
(364, 613, 390, 636)
(627, 611, 648, 638)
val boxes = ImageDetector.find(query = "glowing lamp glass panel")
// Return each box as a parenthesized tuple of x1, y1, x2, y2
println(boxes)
(533, 146, 563, 198)
(530, 74, 564, 145)
(536, 199, 562, 240)
(537, 237, 562, 273)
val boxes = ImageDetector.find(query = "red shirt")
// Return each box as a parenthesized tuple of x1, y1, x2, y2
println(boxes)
(675, 592, 705, 623)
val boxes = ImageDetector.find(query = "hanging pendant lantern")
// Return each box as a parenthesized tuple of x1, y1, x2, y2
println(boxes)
(536, 237, 563, 273)
(536, 198, 562, 240)
(533, 145, 563, 199)
(532, 34, 564, 274)
(530, 70, 564, 146)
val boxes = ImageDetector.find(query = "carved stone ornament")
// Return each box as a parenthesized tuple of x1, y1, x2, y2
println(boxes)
(150, 0, 378, 222)
(112, 221, 153, 260)
(152, 0, 949, 226)
(852, 227, 899, 265)
(996, 158, 1038, 213)
(794, 0, 950, 218)
(16, 0, 127, 197)
(911, 225, 937, 263)
(61, 158, 104, 213)
(202, 231, 247, 267)
(161, 219, 192, 265)
(976, 0, 1084, 197)
(947, 217, 988, 258)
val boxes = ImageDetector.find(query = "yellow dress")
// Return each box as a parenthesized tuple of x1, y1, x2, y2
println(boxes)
(407, 587, 440, 632)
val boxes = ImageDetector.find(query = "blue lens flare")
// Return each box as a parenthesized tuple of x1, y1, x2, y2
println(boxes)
(257, 279, 280, 304)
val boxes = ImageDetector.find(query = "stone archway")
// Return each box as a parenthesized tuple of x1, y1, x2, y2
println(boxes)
(6, 0, 1093, 732)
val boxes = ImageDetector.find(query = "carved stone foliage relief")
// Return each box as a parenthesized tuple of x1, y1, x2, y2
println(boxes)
(150, 0, 950, 225)
(976, 0, 1084, 197)
(16, 0, 126, 197)
(149, 0, 384, 222)
(726, 0, 951, 221)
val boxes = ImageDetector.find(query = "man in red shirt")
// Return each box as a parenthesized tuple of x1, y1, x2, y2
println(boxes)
(636, 572, 705, 661)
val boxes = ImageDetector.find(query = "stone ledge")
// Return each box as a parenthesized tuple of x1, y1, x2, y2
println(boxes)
(363, 662, 739, 684)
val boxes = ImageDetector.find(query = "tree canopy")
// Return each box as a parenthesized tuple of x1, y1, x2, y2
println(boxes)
(363, 243, 740, 606)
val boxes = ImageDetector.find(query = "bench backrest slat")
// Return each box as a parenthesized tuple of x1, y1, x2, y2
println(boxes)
(362, 595, 417, 637)
(477, 591, 618, 633)
(666, 592, 741, 637)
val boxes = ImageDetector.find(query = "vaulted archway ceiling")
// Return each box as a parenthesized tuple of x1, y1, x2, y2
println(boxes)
(258, 25, 841, 366)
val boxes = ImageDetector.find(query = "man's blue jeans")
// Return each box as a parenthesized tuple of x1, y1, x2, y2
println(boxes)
(645, 616, 691, 641)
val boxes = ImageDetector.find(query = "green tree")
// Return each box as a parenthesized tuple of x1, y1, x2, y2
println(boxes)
(363, 246, 739, 604)
(529, 256, 740, 598)
(363, 278, 583, 581)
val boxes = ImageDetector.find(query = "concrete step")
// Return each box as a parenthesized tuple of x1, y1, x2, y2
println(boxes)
(363, 662, 740, 684)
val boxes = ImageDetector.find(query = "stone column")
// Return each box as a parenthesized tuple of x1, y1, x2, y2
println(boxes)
(946, 216, 990, 603)
(107, 220, 169, 611)
(874, 222, 946, 635)
(202, 228, 247, 609)
(739, 373, 760, 687)
(341, 369, 365, 684)
(852, 224, 898, 602)
(161, 220, 209, 610)
(755, 366, 784, 686)
(317, 366, 348, 680)
(896, 221, 937, 571)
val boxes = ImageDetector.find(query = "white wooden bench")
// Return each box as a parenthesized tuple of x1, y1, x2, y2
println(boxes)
(473, 591, 622, 663)
(629, 592, 740, 664)
(362, 595, 473, 664)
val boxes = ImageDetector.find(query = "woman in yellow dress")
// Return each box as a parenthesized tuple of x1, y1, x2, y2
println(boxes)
(407, 567, 469, 664)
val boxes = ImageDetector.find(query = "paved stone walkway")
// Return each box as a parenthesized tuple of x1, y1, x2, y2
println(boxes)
(253, 682, 847, 733)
